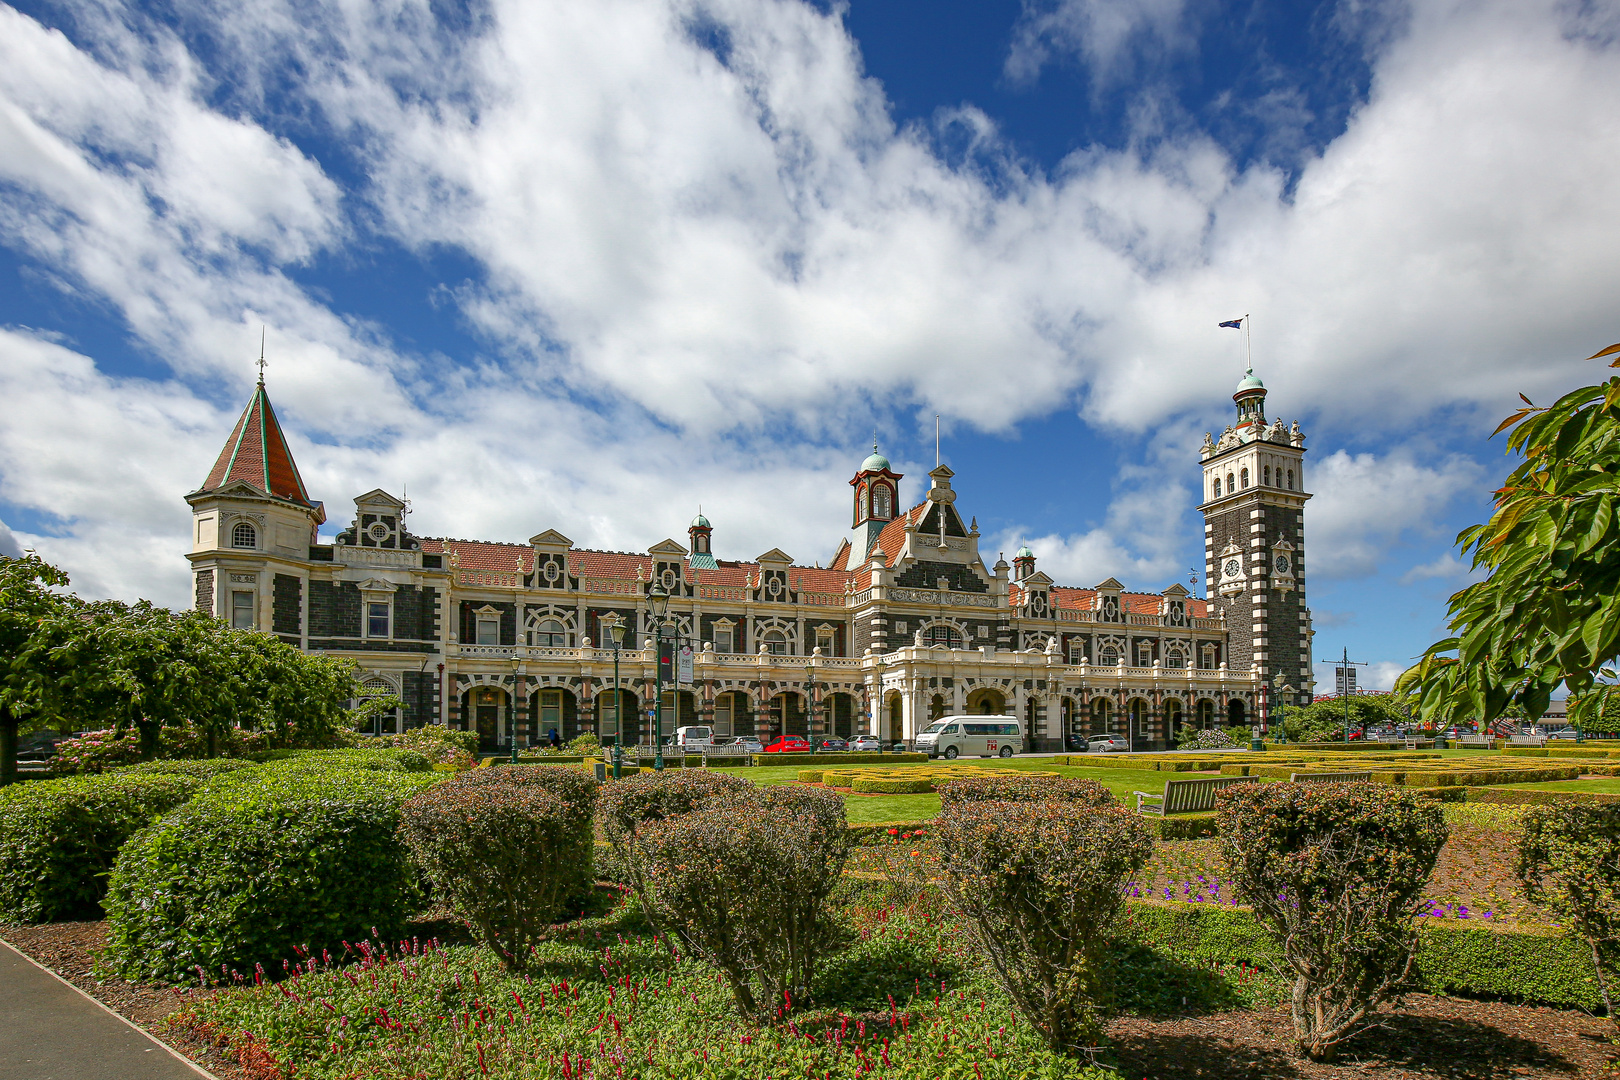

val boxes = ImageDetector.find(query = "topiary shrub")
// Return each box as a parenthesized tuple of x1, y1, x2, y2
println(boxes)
(931, 799, 1152, 1055)
(937, 772, 1114, 809)
(1177, 725, 1238, 750)
(0, 772, 202, 923)
(1216, 781, 1448, 1060)
(399, 767, 598, 971)
(102, 767, 438, 982)
(1517, 803, 1620, 1019)
(629, 784, 851, 1018)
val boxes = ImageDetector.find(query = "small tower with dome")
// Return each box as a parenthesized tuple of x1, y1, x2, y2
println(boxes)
(846, 441, 903, 565)
(688, 511, 718, 570)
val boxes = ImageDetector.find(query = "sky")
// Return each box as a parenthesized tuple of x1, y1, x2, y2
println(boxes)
(1, 0, 1618, 692)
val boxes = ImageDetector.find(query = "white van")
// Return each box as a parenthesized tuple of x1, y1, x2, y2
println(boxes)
(916, 715, 1023, 759)
(671, 726, 714, 752)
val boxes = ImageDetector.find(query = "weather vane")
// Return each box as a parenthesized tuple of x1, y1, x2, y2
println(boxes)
(256, 326, 266, 385)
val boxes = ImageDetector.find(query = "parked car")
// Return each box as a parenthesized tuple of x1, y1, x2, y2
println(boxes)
(671, 725, 715, 752)
(848, 735, 881, 752)
(1549, 728, 1581, 739)
(733, 736, 764, 753)
(1085, 733, 1129, 753)
(814, 737, 848, 752)
(763, 736, 813, 753)
(916, 716, 1023, 759)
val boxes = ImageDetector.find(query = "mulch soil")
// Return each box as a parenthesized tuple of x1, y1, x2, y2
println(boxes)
(5, 919, 1617, 1079)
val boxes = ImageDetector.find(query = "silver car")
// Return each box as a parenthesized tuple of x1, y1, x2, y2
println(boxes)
(848, 735, 881, 752)
(1085, 734, 1130, 753)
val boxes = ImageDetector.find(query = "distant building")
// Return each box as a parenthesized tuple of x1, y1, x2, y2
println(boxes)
(185, 371, 1313, 751)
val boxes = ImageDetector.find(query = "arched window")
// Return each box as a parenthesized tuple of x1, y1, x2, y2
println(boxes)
(1099, 645, 1120, 666)
(872, 484, 892, 520)
(533, 619, 567, 647)
(1287, 469, 1295, 490)
(1240, 468, 1250, 489)
(1263, 465, 1271, 486)
(232, 521, 257, 548)
(1226, 473, 1235, 493)
(1165, 650, 1184, 669)
(1212, 476, 1221, 497)
(762, 629, 790, 656)
(857, 482, 868, 522)
(925, 623, 962, 648)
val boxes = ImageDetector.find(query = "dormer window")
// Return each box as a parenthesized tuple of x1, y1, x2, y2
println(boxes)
(232, 522, 257, 549)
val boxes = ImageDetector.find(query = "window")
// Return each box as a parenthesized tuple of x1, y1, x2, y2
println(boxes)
(1165, 650, 1185, 669)
(476, 615, 500, 645)
(816, 628, 836, 654)
(1212, 476, 1221, 497)
(1068, 641, 1085, 664)
(367, 602, 390, 639)
(1226, 473, 1235, 493)
(1287, 469, 1295, 490)
(533, 619, 567, 647)
(925, 624, 963, 648)
(1136, 644, 1154, 666)
(1240, 467, 1250, 489)
(872, 484, 892, 519)
(714, 627, 735, 653)
(1263, 465, 1271, 486)
(763, 629, 789, 655)
(713, 695, 733, 735)
(231, 590, 254, 629)
(1200, 644, 1218, 670)
(539, 690, 562, 736)
(1099, 645, 1119, 666)
(231, 521, 257, 548)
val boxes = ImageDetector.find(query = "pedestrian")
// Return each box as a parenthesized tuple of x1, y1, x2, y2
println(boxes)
(548, 728, 561, 749)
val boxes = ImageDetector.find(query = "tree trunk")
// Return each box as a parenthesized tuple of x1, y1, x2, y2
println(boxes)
(206, 726, 219, 759)
(0, 706, 17, 787)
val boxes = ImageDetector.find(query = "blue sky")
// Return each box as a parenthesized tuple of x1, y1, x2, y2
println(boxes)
(1, 0, 1617, 691)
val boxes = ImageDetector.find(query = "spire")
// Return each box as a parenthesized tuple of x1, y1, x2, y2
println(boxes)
(198, 381, 317, 511)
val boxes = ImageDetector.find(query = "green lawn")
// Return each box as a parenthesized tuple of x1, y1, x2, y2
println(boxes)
(1497, 777, 1620, 793)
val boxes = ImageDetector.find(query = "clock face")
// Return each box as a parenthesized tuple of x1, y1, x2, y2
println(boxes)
(1224, 559, 1241, 578)
(1274, 555, 1290, 574)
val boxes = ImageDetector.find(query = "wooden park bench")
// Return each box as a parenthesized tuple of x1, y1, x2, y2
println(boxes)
(1508, 735, 1547, 747)
(1459, 735, 1493, 748)
(1290, 771, 1373, 783)
(1135, 775, 1258, 816)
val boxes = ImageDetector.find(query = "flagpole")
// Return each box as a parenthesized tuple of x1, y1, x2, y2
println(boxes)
(1245, 314, 1252, 372)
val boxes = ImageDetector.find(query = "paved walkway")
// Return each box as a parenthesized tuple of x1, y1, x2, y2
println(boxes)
(0, 939, 215, 1080)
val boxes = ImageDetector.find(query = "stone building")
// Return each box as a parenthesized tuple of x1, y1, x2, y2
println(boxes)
(185, 371, 1313, 752)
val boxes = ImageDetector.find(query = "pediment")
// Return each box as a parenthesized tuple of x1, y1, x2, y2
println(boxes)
(755, 547, 794, 565)
(356, 578, 398, 593)
(1094, 577, 1124, 591)
(1161, 583, 1190, 597)
(529, 529, 574, 549)
(1022, 571, 1054, 587)
(354, 488, 405, 510)
(649, 538, 690, 557)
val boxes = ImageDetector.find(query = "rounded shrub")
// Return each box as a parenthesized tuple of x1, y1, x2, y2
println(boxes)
(594, 768, 752, 847)
(1216, 781, 1448, 1060)
(1517, 802, 1620, 1017)
(631, 784, 851, 1018)
(0, 772, 202, 923)
(399, 767, 598, 972)
(932, 799, 1152, 1055)
(103, 767, 439, 983)
(938, 772, 1113, 809)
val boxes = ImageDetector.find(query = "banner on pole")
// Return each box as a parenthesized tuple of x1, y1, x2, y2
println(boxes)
(678, 644, 695, 685)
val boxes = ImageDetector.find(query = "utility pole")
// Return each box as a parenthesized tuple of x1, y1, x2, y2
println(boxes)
(1316, 647, 1368, 742)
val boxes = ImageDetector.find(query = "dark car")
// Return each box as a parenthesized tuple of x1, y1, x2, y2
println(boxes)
(814, 738, 848, 752)
(763, 736, 813, 753)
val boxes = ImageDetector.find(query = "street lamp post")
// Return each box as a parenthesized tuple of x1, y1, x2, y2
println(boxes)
(1276, 681, 1293, 745)
(509, 653, 523, 765)
(648, 582, 671, 771)
(602, 614, 627, 779)
(805, 663, 816, 749)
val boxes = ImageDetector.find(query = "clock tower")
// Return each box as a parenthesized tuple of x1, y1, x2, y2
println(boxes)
(1199, 369, 1314, 706)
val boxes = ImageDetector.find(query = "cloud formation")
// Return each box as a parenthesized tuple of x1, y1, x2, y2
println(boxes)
(0, 0, 1615, 614)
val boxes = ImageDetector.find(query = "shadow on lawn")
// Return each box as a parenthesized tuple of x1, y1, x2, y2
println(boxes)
(1338, 1011, 1583, 1078)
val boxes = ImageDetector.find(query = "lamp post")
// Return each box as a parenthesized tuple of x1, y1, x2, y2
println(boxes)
(805, 663, 816, 749)
(508, 653, 523, 765)
(648, 582, 670, 771)
(599, 613, 628, 779)
(1276, 681, 1293, 745)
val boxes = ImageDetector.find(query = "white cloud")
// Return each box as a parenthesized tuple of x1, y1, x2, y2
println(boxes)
(1004, 0, 1192, 86)
(1305, 449, 1485, 579)
(1398, 551, 1481, 587)
(0, 0, 1616, 608)
(0, 517, 21, 558)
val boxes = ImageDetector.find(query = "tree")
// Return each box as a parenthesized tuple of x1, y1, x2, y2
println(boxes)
(0, 555, 74, 785)
(1283, 694, 1407, 742)
(1398, 344, 1620, 726)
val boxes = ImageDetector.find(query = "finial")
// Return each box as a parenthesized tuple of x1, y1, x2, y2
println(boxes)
(873, 430, 878, 453)
(257, 326, 266, 385)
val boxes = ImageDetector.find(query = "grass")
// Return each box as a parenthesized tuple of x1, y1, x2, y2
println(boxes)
(1497, 777, 1620, 793)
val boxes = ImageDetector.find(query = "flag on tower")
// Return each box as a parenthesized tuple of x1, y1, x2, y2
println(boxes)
(1218, 318, 1244, 329)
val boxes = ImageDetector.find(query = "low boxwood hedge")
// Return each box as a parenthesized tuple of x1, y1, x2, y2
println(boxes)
(113, 759, 260, 781)
(0, 772, 203, 923)
(1122, 901, 1606, 1011)
(1468, 787, 1620, 806)
(755, 752, 928, 766)
(249, 747, 431, 772)
(103, 767, 440, 982)
(849, 774, 937, 794)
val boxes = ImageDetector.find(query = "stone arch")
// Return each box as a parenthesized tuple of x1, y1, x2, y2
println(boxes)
(1196, 697, 1218, 729)
(1162, 696, 1185, 742)
(595, 687, 640, 747)
(1127, 696, 1153, 751)
(920, 619, 966, 649)
(825, 691, 856, 740)
(966, 687, 1005, 715)
(884, 690, 904, 742)
(929, 693, 948, 723)
(1091, 695, 1113, 734)
(530, 685, 580, 744)
(463, 684, 512, 752)
(768, 690, 806, 739)
(1227, 697, 1248, 728)
(1061, 696, 1082, 748)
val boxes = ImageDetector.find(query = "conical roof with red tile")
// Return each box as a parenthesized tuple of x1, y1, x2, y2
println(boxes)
(199, 382, 316, 509)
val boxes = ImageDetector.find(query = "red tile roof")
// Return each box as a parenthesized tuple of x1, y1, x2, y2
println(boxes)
(199, 383, 316, 510)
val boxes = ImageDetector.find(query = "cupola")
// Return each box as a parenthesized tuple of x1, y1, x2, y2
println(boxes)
(688, 511, 718, 570)
(1233, 368, 1268, 428)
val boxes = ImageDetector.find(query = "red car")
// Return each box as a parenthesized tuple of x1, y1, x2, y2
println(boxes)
(763, 736, 813, 753)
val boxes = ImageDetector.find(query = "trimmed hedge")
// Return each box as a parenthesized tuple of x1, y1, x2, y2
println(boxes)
(113, 759, 259, 781)
(848, 775, 937, 794)
(1469, 787, 1620, 806)
(756, 752, 929, 766)
(938, 772, 1114, 808)
(103, 767, 439, 982)
(250, 747, 431, 772)
(0, 772, 203, 923)
(1122, 901, 1606, 1011)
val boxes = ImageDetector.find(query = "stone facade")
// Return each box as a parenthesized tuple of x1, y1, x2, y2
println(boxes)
(185, 372, 1310, 751)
